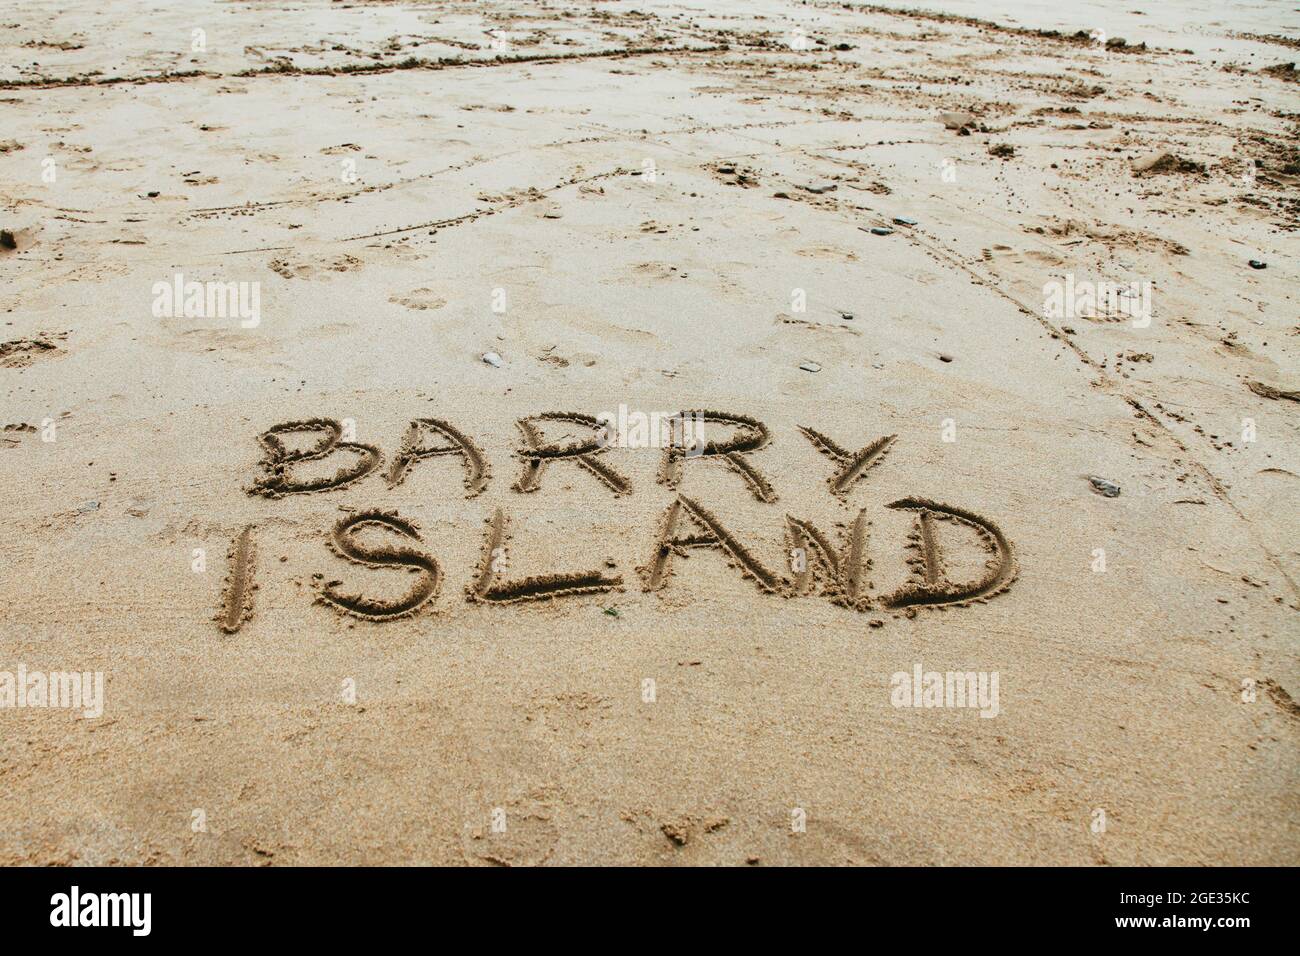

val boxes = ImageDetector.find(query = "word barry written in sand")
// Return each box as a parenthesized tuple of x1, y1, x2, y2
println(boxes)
(216, 412, 1017, 632)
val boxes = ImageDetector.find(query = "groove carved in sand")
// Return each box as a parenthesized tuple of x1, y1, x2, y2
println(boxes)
(316, 510, 442, 621)
(658, 410, 778, 503)
(469, 508, 622, 604)
(640, 496, 785, 594)
(513, 412, 631, 496)
(386, 418, 489, 497)
(250, 418, 381, 498)
(217, 525, 256, 634)
(785, 510, 872, 609)
(881, 498, 1017, 611)
(798, 427, 897, 497)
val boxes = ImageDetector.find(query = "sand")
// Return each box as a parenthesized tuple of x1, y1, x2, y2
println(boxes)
(0, 0, 1296, 866)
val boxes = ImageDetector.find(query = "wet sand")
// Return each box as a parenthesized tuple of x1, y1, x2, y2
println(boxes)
(0, 0, 1296, 865)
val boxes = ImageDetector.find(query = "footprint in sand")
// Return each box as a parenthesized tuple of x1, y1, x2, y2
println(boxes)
(0, 332, 67, 368)
(632, 261, 683, 281)
(2, 423, 37, 449)
(389, 288, 447, 311)
(269, 253, 362, 280)
(796, 245, 859, 262)
(980, 245, 1065, 267)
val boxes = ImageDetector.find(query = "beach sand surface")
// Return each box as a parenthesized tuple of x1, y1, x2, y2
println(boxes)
(0, 0, 1296, 865)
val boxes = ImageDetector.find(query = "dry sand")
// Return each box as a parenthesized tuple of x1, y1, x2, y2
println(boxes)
(0, 0, 1297, 865)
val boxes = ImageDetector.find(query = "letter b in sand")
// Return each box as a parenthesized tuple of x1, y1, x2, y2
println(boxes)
(250, 418, 380, 498)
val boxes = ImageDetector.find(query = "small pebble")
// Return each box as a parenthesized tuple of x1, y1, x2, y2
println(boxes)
(1086, 475, 1121, 498)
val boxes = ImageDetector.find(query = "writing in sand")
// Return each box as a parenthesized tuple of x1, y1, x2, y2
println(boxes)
(215, 411, 1018, 632)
